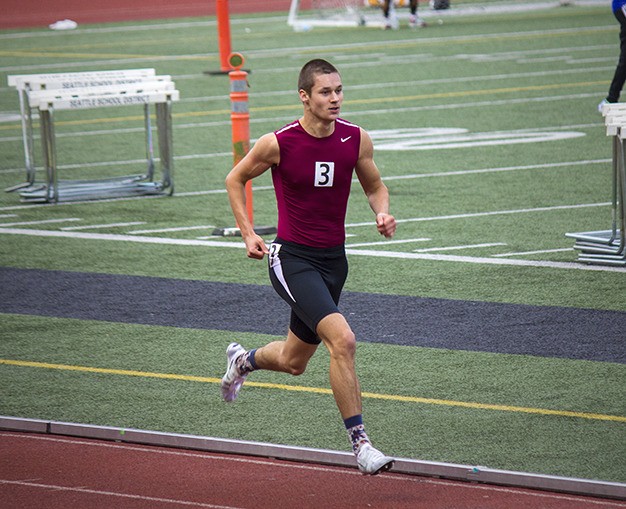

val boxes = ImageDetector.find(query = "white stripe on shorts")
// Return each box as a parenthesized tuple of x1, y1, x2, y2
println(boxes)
(269, 243, 296, 302)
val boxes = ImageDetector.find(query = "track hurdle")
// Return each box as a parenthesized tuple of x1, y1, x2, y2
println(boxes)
(6, 70, 179, 203)
(566, 103, 626, 266)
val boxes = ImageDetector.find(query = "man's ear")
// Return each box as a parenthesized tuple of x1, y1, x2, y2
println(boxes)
(299, 89, 309, 104)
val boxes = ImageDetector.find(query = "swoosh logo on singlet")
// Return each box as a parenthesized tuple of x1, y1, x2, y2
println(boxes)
(341, 136, 352, 142)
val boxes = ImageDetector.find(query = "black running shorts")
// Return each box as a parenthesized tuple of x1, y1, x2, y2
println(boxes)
(268, 238, 348, 345)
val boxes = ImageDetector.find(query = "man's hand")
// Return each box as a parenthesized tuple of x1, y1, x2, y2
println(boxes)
(376, 212, 396, 238)
(243, 233, 269, 259)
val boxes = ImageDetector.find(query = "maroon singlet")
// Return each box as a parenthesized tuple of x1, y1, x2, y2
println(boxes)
(272, 118, 361, 248)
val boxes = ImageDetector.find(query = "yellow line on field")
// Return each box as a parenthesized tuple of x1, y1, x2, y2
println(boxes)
(0, 80, 608, 132)
(2, 359, 624, 423)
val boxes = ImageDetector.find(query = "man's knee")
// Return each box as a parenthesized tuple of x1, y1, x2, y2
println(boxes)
(317, 313, 357, 359)
(329, 328, 357, 360)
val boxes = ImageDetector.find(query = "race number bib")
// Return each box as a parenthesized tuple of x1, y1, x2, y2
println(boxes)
(269, 242, 281, 268)
(314, 161, 334, 187)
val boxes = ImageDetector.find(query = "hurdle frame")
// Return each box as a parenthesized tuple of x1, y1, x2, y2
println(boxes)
(565, 103, 626, 266)
(6, 70, 178, 203)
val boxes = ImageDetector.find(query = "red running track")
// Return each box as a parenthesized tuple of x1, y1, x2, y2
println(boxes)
(2, 431, 624, 509)
(0, 0, 293, 29)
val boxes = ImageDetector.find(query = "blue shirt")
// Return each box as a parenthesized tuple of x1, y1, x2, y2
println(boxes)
(614, 0, 626, 13)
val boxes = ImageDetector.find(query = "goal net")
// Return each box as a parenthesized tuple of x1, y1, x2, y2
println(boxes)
(287, 0, 411, 30)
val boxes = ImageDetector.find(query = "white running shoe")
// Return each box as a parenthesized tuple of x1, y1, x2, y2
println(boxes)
(221, 342, 248, 402)
(598, 98, 609, 114)
(356, 443, 394, 475)
(409, 14, 427, 28)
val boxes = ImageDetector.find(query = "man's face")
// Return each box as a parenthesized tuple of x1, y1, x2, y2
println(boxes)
(301, 72, 343, 121)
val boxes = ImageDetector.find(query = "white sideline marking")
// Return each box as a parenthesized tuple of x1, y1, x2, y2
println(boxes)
(0, 218, 81, 227)
(414, 243, 506, 253)
(61, 222, 146, 231)
(0, 228, 622, 272)
(493, 248, 574, 258)
(0, 228, 245, 249)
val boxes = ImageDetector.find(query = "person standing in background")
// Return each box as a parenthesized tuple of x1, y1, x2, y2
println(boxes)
(600, 1, 626, 111)
(382, 0, 426, 29)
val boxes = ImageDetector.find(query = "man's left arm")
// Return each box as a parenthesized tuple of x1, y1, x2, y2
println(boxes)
(354, 128, 397, 238)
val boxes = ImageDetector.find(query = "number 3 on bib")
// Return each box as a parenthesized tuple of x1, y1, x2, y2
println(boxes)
(314, 161, 334, 187)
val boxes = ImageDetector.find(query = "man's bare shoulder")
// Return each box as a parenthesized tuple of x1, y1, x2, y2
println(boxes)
(251, 132, 280, 164)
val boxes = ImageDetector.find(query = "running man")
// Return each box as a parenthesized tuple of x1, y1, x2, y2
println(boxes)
(221, 59, 397, 475)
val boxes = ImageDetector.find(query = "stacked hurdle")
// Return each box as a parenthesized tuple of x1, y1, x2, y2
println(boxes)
(6, 69, 179, 203)
(565, 103, 626, 266)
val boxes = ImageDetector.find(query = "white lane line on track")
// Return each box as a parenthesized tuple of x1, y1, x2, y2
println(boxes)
(2, 433, 623, 507)
(0, 479, 242, 509)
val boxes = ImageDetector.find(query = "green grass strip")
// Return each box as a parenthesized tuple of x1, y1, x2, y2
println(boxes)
(3, 358, 624, 424)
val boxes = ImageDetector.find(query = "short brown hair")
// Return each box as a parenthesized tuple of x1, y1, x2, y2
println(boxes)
(298, 59, 339, 95)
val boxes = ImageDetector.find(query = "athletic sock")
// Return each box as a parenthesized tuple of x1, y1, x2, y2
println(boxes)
(236, 349, 258, 374)
(344, 415, 371, 454)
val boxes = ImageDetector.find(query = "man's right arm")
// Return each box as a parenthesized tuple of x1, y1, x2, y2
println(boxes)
(224, 133, 279, 259)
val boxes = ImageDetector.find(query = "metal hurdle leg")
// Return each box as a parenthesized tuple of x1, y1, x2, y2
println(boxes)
(39, 107, 59, 203)
(155, 100, 174, 195)
(144, 103, 155, 180)
(579, 131, 625, 265)
(611, 133, 620, 244)
(5, 88, 37, 192)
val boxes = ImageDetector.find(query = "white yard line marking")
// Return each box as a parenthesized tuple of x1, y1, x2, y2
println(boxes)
(493, 248, 575, 258)
(346, 203, 611, 228)
(345, 237, 430, 248)
(0, 218, 81, 227)
(128, 225, 215, 234)
(1, 24, 613, 73)
(414, 243, 506, 253)
(1, 159, 607, 208)
(381, 159, 610, 182)
(0, 227, 621, 272)
(61, 221, 146, 231)
(345, 249, 624, 272)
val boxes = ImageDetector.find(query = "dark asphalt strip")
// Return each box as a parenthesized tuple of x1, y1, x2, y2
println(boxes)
(1, 267, 624, 363)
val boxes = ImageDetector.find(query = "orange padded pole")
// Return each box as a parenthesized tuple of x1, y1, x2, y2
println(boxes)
(216, 0, 232, 72)
(229, 53, 253, 226)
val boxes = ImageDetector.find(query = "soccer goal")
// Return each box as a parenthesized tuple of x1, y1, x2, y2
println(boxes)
(287, 0, 411, 30)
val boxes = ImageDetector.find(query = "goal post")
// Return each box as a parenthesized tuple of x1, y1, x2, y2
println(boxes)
(287, 0, 415, 30)
(288, 0, 369, 30)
